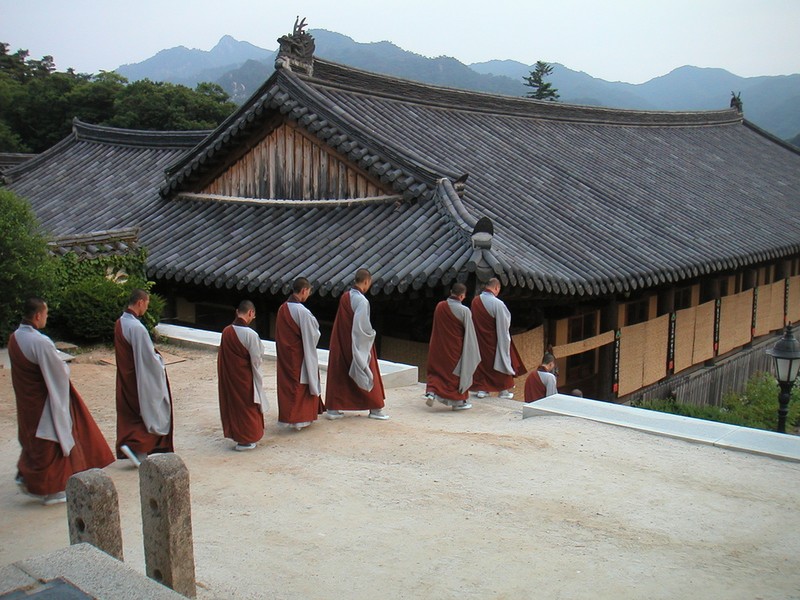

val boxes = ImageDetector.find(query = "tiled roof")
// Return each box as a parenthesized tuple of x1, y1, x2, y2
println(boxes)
(3, 119, 210, 237)
(48, 228, 141, 260)
(5, 60, 800, 299)
(0, 152, 37, 174)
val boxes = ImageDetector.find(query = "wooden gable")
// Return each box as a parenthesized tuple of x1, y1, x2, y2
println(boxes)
(201, 120, 393, 200)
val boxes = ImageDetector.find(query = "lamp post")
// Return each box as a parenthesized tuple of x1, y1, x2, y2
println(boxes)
(766, 324, 800, 434)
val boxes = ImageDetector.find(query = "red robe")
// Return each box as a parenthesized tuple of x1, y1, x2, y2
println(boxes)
(426, 300, 469, 401)
(275, 301, 325, 424)
(114, 317, 174, 458)
(325, 291, 386, 410)
(9, 333, 114, 496)
(470, 295, 527, 392)
(217, 319, 265, 444)
(524, 370, 548, 402)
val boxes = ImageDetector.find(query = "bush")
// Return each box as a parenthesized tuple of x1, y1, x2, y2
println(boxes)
(722, 371, 800, 431)
(51, 275, 165, 343)
(634, 371, 800, 433)
(0, 190, 57, 341)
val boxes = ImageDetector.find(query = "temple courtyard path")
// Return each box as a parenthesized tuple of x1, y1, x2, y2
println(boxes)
(1, 345, 799, 599)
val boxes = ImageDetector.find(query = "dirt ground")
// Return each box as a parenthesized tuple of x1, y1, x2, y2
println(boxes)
(2, 343, 800, 600)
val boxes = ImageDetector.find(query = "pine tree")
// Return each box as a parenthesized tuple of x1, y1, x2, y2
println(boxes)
(523, 61, 560, 101)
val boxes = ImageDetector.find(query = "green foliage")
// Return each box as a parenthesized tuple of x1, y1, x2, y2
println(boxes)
(523, 61, 560, 101)
(633, 371, 800, 433)
(47, 248, 164, 342)
(52, 275, 165, 343)
(0, 42, 236, 152)
(0, 190, 57, 342)
(109, 79, 236, 130)
(55, 275, 132, 342)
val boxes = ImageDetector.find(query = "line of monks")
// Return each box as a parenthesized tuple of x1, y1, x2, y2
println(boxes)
(9, 270, 558, 505)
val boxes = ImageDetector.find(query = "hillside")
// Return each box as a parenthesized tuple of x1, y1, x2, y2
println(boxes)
(114, 30, 800, 141)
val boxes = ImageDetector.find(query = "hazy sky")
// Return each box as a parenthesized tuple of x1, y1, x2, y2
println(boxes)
(3, 0, 799, 84)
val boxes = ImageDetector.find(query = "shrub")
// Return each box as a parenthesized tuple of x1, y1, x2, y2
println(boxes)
(51, 276, 165, 343)
(54, 275, 129, 342)
(0, 190, 57, 341)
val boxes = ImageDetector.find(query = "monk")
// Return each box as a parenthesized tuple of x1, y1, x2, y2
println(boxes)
(424, 283, 481, 411)
(218, 300, 267, 450)
(325, 268, 389, 420)
(524, 353, 558, 402)
(9, 297, 114, 505)
(114, 289, 173, 466)
(470, 277, 527, 399)
(275, 278, 325, 430)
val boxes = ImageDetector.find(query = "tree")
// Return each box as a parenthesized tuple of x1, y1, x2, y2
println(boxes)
(109, 79, 236, 130)
(0, 42, 238, 153)
(0, 190, 57, 341)
(523, 61, 560, 101)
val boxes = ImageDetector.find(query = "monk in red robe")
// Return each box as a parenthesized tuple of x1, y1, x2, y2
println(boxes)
(424, 283, 481, 410)
(10, 297, 114, 505)
(275, 277, 325, 430)
(218, 300, 267, 450)
(524, 353, 558, 402)
(325, 268, 388, 420)
(115, 289, 173, 466)
(470, 278, 527, 399)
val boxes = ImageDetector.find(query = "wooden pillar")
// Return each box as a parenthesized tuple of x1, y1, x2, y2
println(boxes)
(598, 300, 618, 401)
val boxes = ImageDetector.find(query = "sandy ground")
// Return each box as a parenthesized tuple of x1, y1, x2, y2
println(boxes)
(1, 343, 800, 599)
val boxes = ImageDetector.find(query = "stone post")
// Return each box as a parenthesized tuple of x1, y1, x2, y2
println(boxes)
(66, 468, 124, 560)
(139, 454, 196, 598)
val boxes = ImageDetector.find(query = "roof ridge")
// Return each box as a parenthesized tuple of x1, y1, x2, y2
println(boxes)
(72, 118, 212, 148)
(309, 58, 744, 127)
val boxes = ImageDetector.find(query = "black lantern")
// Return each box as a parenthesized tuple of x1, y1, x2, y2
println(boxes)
(766, 325, 800, 433)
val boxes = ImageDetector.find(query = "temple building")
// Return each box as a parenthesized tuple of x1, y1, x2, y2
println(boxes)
(4, 24, 800, 403)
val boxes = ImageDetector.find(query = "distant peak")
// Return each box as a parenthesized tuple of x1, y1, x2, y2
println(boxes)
(213, 35, 241, 49)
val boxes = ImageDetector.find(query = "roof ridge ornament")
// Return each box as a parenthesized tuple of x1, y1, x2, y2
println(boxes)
(730, 91, 743, 114)
(275, 17, 315, 76)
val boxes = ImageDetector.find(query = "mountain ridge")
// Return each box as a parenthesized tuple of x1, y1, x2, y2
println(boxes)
(114, 31, 800, 141)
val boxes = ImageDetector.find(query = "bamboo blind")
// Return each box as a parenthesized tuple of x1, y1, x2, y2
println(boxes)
(768, 280, 786, 332)
(755, 284, 773, 337)
(674, 306, 697, 374)
(718, 289, 753, 355)
(692, 300, 716, 365)
(789, 276, 800, 323)
(512, 326, 544, 390)
(618, 315, 669, 396)
(552, 330, 615, 359)
(618, 321, 647, 396)
(381, 336, 429, 382)
(642, 315, 669, 387)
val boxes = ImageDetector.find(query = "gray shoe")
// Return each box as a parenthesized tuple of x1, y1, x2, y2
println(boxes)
(235, 443, 257, 451)
(42, 491, 67, 506)
(453, 402, 473, 411)
(368, 409, 390, 420)
(475, 391, 488, 399)
(326, 410, 344, 420)
(424, 392, 435, 407)
(120, 444, 142, 467)
(499, 390, 514, 399)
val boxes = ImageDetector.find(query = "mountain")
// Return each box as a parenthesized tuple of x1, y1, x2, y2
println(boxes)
(115, 31, 800, 141)
(117, 35, 273, 87)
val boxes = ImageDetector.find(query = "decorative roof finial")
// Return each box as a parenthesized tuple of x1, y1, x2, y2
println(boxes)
(730, 91, 743, 114)
(275, 17, 315, 76)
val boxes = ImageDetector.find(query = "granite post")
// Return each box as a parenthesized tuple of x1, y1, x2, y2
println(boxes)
(66, 468, 124, 560)
(139, 453, 196, 598)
